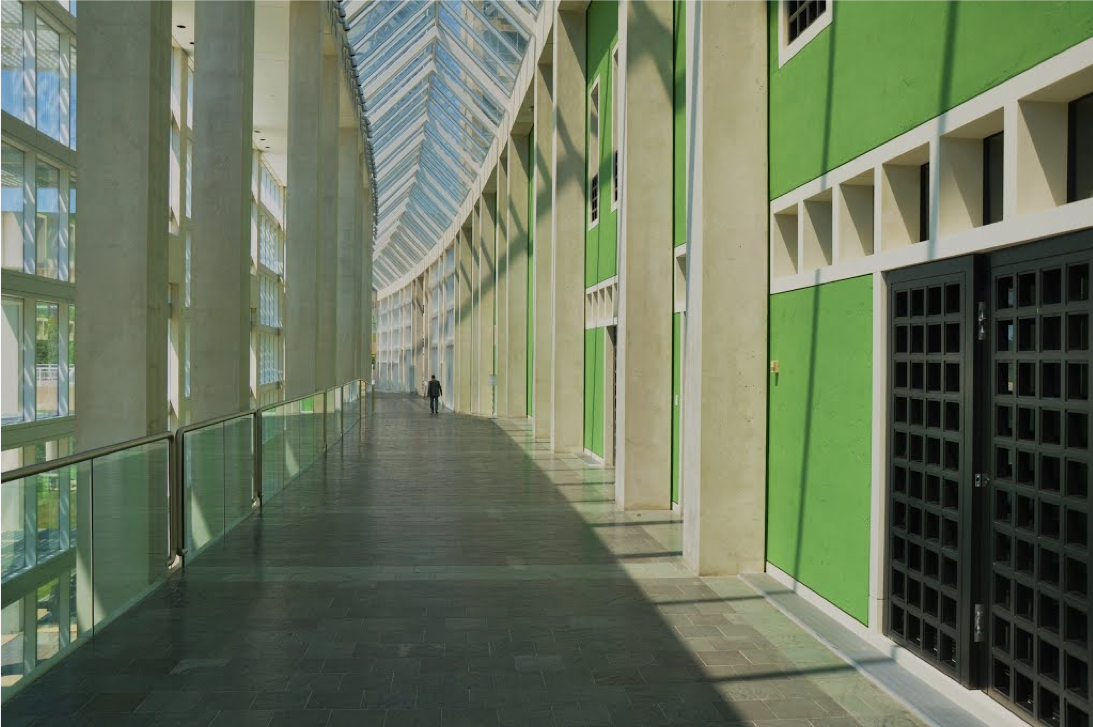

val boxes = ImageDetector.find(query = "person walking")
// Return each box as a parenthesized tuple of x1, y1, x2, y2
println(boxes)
(426, 374, 443, 414)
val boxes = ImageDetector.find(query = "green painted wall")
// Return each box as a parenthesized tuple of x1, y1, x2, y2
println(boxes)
(583, 327, 605, 456)
(585, 0, 619, 287)
(767, 275, 873, 624)
(671, 313, 682, 503)
(768, 0, 1093, 199)
(528, 130, 535, 416)
(673, 0, 686, 248)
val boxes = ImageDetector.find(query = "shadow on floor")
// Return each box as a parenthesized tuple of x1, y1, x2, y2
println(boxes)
(3, 393, 909, 727)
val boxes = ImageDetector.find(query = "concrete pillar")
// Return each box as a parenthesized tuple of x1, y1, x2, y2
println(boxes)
(190, 0, 255, 421)
(457, 223, 473, 412)
(551, 9, 586, 452)
(477, 193, 497, 416)
(75, 0, 171, 637)
(315, 51, 340, 390)
(336, 125, 360, 385)
(76, 0, 171, 447)
(285, 0, 321, 398)
(362, 179, 374, 382)
(470, 205, 480, 410)
(533, 60, 554, 440)
(615, 0, 673, 509)
(681, 1, 768, 575)
(506, 133, 531, 417)
(496, 159, 509, 417)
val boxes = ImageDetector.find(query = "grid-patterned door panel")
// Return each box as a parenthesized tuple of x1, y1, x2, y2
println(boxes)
(988, 246, 1092, 727)
(888, 266, 974, 682)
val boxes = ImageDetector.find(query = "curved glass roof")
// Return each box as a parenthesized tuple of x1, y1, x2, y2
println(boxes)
(341, 0, 543, 289)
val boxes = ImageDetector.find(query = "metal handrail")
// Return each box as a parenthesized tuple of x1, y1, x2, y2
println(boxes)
(0, 431, 174, 483)
(3, 379, 367, 565)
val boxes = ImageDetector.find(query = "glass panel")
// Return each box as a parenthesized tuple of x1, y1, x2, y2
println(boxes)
(3, 296, 23, 423)
(35, 441, 61, 561)
(184, 232, 192, 307)
(35, 17, 61, 141)
(69, 43, 76, 148)
(91, 440, 170, 628)
(2, 142, 24, 270)
(224, 417, 254, 531)
(1, 475, 26, 578)
(67, 176, 75, 281)
(1, 1, 24, 119)
(35, 160, 60, 278)
(1, 600, 24, 687)
(184, 422, 226, 556)
(67, 304, 74, 412)
(183, 321, 191, 399)
(35, 301, 59, 419)
(36, 576, 60, 663)
(185, 142, 192, 218)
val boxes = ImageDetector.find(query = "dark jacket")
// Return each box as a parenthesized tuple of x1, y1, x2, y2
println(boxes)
(427, 380, 443, 398)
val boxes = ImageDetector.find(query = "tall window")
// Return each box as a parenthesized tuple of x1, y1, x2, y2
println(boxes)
(1, 2, 24, 119)
(588, 80, 600, 227)
(68, 43, 76, 148)
(2, 297, 22, 424)
(67, 304, 74, 412)
(67, 175, 75, 281)
(35, 301, 59, 419)
(983, 132, 1004, 226)
(611, 46, 619, 210)
(2, 143, 24, 270)
(35, 17, 61, 142)
(35, 160, 60, 279)
(1069, 92, 1092, 203)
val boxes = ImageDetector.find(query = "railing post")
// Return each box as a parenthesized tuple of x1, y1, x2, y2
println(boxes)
(253, 411, 263, 510)
(171, 432, 187, 566)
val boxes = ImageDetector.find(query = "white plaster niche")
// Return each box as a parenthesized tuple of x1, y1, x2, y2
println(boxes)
(880, 143, 930, 252)
(1017, 64, 1093, 215)
(836, 169, 875, 262)
(802, 189, 833, 271)
(938, 108, 1004, 237)
(771, 202, 799, 278)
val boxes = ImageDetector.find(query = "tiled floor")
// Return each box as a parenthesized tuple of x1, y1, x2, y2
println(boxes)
(3, 394, 927, 726)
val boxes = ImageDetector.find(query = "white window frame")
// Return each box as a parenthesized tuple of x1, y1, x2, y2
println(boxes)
(778, 0, 832, 69)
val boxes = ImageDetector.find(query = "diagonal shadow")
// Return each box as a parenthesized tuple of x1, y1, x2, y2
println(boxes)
(2, 394, 881, 725)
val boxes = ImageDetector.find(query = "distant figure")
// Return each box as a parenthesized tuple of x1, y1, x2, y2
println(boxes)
(427, 375, 443, 414)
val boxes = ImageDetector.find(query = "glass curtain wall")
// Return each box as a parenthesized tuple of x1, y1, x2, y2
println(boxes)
(2, 1, 78, 468)
(256, 159, 287, 407)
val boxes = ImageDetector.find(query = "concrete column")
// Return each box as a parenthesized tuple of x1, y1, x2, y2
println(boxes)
(336, 126, 360, 385)
(551, 9, 586, 452)
(615, 0, 673, 509)
(75, 0, 171, 635)
(477, 193, 497, 416)
(470, 205, 481, 410)
(681, 1, 768, 575)
(315, 51, 340, 390)
(533, 60, 554, 440)
(76, 0, 171, 447)
(285, 0, 322, 398)
(362, 178, 374, 381)
(457, 223, 473, 411)
(506, 133, 531, 417)
(495, 159, 509, 417)
(190, 0, 255, 421)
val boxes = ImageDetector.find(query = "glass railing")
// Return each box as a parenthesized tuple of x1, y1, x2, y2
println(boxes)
(0, 379, 367, 701)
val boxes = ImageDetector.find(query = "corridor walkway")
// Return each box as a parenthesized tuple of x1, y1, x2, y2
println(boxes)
(4, 395, 926, 727)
